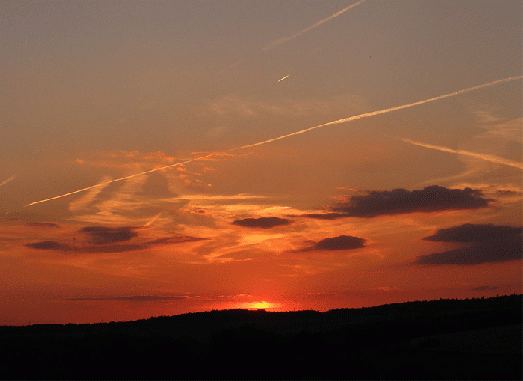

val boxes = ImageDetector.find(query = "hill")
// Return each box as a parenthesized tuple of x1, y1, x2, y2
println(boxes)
(0, 294, 521, 379)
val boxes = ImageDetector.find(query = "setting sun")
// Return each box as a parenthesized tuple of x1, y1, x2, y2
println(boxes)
(252, 301, 271, 309)
(241, 301, 279, 310)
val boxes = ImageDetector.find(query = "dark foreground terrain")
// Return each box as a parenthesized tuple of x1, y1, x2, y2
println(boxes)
(0, 294, 521, 379)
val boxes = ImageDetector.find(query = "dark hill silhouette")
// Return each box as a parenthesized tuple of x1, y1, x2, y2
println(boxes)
(0, 294, 521, 379)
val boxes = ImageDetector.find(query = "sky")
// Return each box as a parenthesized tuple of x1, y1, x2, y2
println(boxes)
(0, 0, 521, 325)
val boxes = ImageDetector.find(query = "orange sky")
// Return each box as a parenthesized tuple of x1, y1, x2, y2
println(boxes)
(0, 0, 521, 325)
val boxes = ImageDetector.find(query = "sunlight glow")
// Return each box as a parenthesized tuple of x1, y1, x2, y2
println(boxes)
(244, 301, 278, 310)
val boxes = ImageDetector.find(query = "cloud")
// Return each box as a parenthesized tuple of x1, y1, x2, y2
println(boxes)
(24, 240, 145, 254)
(146, 236, 207, 245)
(496, 189, 520, 197)
(25, 225, 205, 253)
(331, 186, 491, 218)
(24, 222, 59, 228)
(232, 217, 293, 229)
(473, 286, 499, 291)
(301, 212, 348, 220)
(422, 223, 521, 243)
(25, 240, 71, 250)
(299, 235, 366, 252)
(80, 226, 138, 245)
(485, 117, 523, 143)
(67, 295, 187, 301)
(415, 224, 522, 265)
(139, 172, 176, 199)
(206, 94, 367, 118)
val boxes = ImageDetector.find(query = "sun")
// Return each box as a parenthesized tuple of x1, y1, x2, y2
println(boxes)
(247, 301, 277, 310)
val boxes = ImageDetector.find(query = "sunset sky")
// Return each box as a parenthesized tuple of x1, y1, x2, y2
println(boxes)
(1, 0, 521, 325)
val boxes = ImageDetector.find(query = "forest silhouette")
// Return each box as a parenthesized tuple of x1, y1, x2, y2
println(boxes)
(0, 294, 521, 379)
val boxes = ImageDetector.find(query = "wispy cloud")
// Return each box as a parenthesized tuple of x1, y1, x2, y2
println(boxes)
(206, 94, 366, 118)
(25, 76, 522, 207)
(399, 138, 523, 170)
(232, 76, 523, 151)
(483, 117, 523, 143)
(263, 0, 367, 51)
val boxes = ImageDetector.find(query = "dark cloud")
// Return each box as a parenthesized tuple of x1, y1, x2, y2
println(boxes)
(473, 286, 499, 291)
(146, 236, 207, 245)
(422, 224, 521, 243)
(25, 240, 144, 253)
(67, 295, 187, 301)
(415, 224, 522, 265)
(301, 235, 365, 252)
(301, 213, 347, 220)
(25, 233, 206, 254)
(496, 189, 520, 197)
(80, 244, 148, 254)
(79, 226, 138, 244)
(25, 241, 71, 250)
(328, 186, 491, 218)
(24, 222, 60, 228)
(140, 172, 176, 199)
(232, 217, 293, 229)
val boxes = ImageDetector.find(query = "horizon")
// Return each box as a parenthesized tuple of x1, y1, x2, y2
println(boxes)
(1, 0, 522, 325)
(3, 293, 521, 328)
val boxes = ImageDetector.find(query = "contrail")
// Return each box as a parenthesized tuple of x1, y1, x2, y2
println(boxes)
(263, 0, 367, 51)
(25, 153, 216, 207)
(144, 211, 164, 227)
(0, 174, 16, 188)
(229, 76, 523, 151)
(278, 74, 290, 82)
(399, 138, 523, 170)
(25, 75, 522, 207)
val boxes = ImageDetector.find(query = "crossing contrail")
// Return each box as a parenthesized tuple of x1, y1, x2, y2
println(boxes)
(25, 75, 522, 207)
(25, 153, 216, 207)
(263, 0, 368, 51)
(229, 76, 523, 151)
(399, 138, 523, 170)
